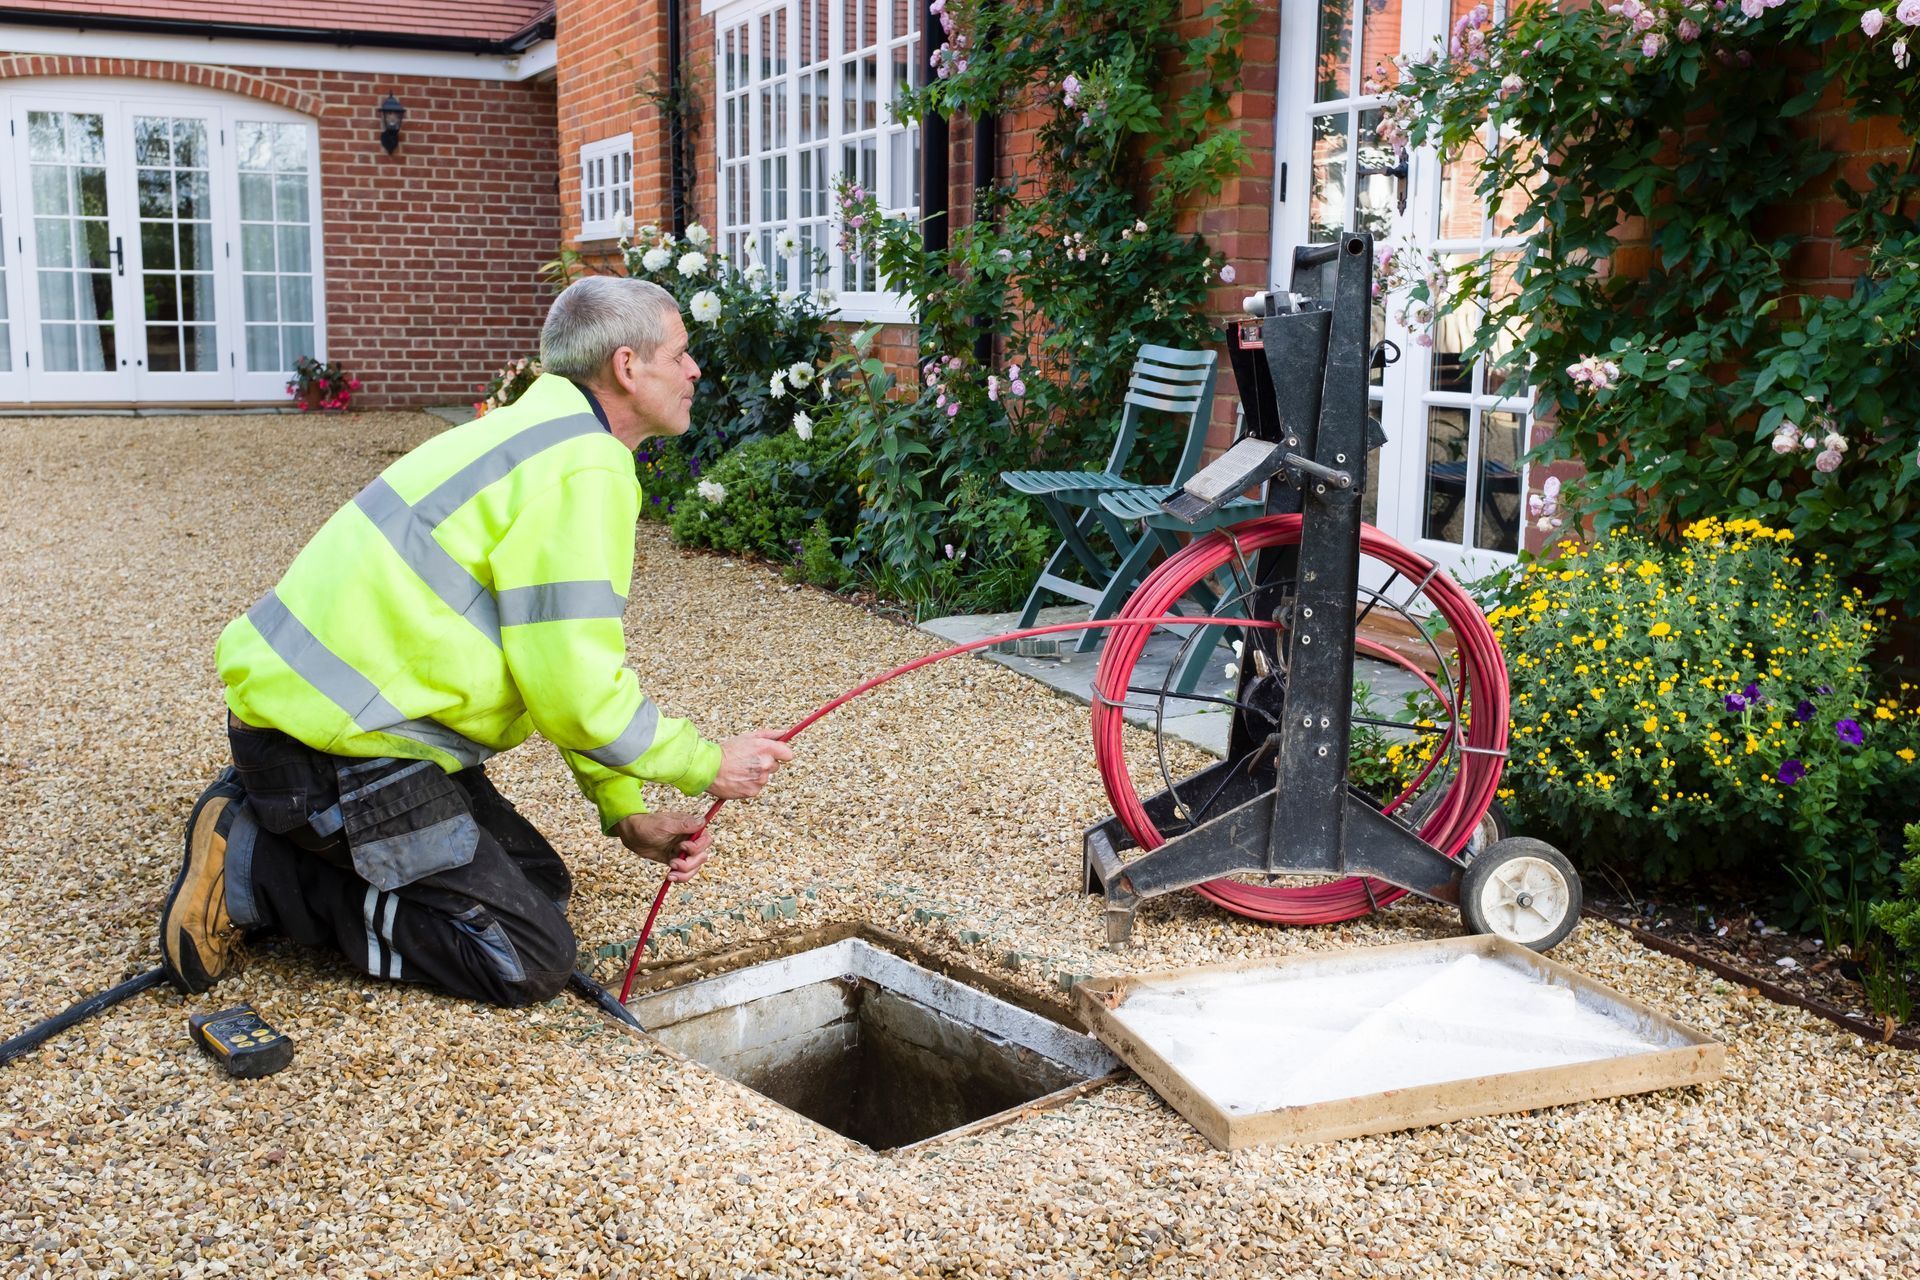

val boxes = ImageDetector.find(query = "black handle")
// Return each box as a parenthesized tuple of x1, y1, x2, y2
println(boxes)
(1356, 157, 1410, 214)
(112, 235, 124, 276)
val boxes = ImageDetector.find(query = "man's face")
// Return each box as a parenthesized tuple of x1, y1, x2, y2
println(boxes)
(623, 310, 700, 438)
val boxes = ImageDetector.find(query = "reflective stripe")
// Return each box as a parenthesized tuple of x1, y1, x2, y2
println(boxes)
(496, 580, 627, 626)
(249, 590, 403, 729)
(581, 698, 660, 769)
(363, 886, 382, 976)
(412, 413, 607, 525)
(247, 591, 495, 768)
(352, 478, 500, 646)
(380, 894, 402, 980)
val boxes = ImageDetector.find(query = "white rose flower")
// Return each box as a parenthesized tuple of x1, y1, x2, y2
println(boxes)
(745, 262, 770, 288)
(811, 288, 836, 310)
(641, 246, 673, 272)
(689, 289, 722, 324)
(793, 410, 814, 441)
(612, 211, 632, 238)
(769, 371, 787, 399)
(775, 230, 801, 259)
(696, 479, 726, 504)
(787, 361, 816, 388)
(685, 222, 711, 247)
(677, 251, 708, 277)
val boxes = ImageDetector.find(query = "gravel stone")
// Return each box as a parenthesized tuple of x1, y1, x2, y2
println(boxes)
(1, 412, 1916, 1277)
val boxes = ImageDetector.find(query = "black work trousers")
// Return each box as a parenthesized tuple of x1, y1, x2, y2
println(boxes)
(224, 720, 578, 1007)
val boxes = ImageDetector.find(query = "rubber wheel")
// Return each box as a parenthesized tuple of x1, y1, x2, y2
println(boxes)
(1466, 798, 1513, 859)
(1459, 836, 1581, 952)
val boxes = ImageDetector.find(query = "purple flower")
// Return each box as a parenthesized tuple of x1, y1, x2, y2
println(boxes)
(1742, 682, 1760, 700)
(1723, 692, 1748, 713)
(1817, 683, 1833, 696)
(1836, 718, 1865, 745)
(1794, 699, 1815, 723)
(1777, 759, 1806, 786)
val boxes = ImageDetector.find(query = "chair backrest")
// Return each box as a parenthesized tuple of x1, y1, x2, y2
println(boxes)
(1104, 344, 1220, 483)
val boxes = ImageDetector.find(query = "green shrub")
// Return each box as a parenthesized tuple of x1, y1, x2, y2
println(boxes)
(668, 425, 858, 560)
(1872, 824, 1920, 982)
(1491, 516, 1920, 909)
(634, 434, 695, 522)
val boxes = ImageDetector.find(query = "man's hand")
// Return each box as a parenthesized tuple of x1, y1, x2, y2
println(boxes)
(709, 729, 795, 799)
(614, 811, 713, 883)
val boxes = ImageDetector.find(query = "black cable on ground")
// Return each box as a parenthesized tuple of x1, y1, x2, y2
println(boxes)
(0, 966, 169, 1067)
(568, 969, 646, 1031)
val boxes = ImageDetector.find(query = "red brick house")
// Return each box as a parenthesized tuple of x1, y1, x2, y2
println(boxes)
(0, 0, 560, 410)
(3, 0, 1901, 578)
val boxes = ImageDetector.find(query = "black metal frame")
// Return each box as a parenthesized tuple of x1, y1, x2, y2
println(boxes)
(1083, 233, 1467, 944)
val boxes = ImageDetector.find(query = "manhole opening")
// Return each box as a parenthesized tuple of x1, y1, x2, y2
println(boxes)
(625, 927, 1120, 1151)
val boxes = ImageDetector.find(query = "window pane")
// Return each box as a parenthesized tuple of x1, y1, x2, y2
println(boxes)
(175, 169, 209, 221)
(1424, 406, 1471, 544)
(275, 174, 309, 223)
(1476, 411, 1524, 554)
(1316, 0, 1354, 102)
(281, 325, 315, 364)
(134, 117, 172, 166)
(241, 225, 276, 272)
(147, 324, 181, 372)
(140, 220, 175, 271)
(186, 324, 218, 372)
(281, 274, 314, 323)
(245, 324, 278, 371)
(181, 273, 215, 323)
(145, 273, 179, 323)
(180, 221, 213, 274)
(1307, 113, 1349, 242)
(279, 226, 311, 274)
(35, 218, 73, 268)
(31, 165, 70, 217)
(39, 270, 76, 320)
(239, 173, 274, 221)
(245, 275, 278, 322)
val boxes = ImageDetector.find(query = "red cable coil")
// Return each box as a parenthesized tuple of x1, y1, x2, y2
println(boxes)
(1089, 515, 1510, 926)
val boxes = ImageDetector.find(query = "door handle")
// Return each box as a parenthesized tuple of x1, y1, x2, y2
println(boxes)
(1356, 156, 1410, 215)
(112, 235, 125, 276)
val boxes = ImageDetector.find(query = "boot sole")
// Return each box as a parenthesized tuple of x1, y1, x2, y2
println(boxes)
(160, 780, 244, 994)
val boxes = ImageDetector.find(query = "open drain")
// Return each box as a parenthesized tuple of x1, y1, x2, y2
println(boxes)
(624, 926, 1121, 1151)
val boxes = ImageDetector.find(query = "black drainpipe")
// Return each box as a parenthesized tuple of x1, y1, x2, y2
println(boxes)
(667, 0, 688, 236)
(970, 106, 997, 366)
(920, 0, 951, 347)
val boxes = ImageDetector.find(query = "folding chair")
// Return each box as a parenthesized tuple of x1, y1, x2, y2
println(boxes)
(1000, 345, 1219, 649)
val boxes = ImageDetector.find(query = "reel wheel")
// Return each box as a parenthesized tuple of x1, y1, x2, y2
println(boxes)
(1459, 837, 1581, 951)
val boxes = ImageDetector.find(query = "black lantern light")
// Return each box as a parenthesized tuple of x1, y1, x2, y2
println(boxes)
(378, 94, 407, 154)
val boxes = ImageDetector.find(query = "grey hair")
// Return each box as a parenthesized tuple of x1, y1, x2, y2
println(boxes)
(540, 276, 681, 379)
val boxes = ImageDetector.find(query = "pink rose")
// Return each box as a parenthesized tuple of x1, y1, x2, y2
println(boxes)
(1900, 0, 1920, 24)
(1862, 7, 1886, 35)
(987, 375, 1000, 402)
(1642, 32, 1663, 56)
(1814, 450, 1842, 473)
(1677, 18, 1700, 40)
(945, 401, 960, 418)
(1009, 379, 1026, 397)
(1220, 264, 1237, 283)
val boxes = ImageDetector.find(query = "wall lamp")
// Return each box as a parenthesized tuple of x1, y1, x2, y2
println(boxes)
(378, 95, 407, 155)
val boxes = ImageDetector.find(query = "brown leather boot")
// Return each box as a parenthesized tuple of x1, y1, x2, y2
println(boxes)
(159, 771, 248, 993)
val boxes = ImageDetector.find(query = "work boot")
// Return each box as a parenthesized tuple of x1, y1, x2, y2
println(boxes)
(159, 769, 248, 993)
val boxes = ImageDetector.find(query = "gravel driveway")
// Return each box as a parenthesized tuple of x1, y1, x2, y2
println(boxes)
(1, 411, 1914, 1277)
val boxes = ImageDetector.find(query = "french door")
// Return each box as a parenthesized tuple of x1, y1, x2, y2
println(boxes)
(0, 82, 323, 405)
(1273, 0, 1530, 585)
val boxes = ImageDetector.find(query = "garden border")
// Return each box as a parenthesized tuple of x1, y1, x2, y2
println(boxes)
(1591, 910, 1919, 1050)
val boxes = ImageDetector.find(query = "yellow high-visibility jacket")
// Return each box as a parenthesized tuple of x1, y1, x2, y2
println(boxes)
(216, 373, 721, 831)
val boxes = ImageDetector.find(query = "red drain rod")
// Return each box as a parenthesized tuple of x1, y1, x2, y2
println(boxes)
(614, 612, 1281, 1004)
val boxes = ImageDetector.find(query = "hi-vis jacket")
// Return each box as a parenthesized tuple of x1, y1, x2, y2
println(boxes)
(217, 373, 722, 833)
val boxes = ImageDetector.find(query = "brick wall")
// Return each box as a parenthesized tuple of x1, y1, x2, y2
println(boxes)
(0, 55, 559, 410)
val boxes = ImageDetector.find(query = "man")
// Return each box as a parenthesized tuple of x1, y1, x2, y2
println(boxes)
(160, 277, 794, 1007)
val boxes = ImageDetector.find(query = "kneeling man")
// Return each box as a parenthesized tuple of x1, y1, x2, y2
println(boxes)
(161, 277, 793, 1006)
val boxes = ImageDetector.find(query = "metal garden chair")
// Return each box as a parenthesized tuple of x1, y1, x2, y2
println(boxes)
(1000, 345, 1219, 649)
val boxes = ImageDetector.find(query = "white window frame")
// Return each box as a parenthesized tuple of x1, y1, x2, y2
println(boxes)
(0, 76, 323, 405)
(579, 133, 633, 241)
(705, 0, 921, 324)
